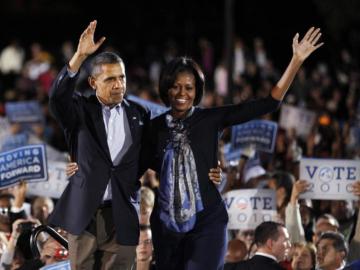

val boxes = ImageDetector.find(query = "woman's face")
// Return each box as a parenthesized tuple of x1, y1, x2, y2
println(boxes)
(291, 246, 314, 270)
(168, 72, 196, 118)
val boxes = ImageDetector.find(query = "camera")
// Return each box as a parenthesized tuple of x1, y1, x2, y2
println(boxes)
(19, 222, 36, 232)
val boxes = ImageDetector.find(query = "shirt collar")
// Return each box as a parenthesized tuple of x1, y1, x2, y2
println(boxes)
(254, 252, 278, 262)
(96, 94, 122, 111)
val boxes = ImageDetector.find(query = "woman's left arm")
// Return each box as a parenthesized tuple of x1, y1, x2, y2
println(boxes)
(271, 27, 323, 100)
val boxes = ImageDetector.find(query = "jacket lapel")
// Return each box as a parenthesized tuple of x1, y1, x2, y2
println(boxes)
(123, 99, 137, 143)
(87, 96, 112, 163)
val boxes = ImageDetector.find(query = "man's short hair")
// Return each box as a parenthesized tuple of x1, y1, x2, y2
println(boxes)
(254, 221, 285, 246)
(90, 52, 123, 76)
(318, 231, 348, 258)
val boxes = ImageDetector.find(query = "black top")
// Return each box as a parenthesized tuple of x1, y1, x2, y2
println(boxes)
(141, 95, 280, 209)
(228, 255, 285, 270)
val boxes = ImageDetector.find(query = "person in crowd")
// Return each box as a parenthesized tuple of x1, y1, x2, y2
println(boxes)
(224, 239, 247, 269)
(140, 27, 323, 269)
(139, 187, 155, 226)
(313, 214, 339, 244)
(316, 231, 348, 270)
(291, 242, 316, 270)
(31, 196, 54, 225)
(267, 171, 295, 222)
(135, 225, 155, 270)
(229, 221, 291, 270)
(49, 20, 221, 270)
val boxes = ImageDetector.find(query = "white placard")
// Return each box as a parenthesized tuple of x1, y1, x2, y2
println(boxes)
(27, 161, 68, 198)
(223, 189, 277, 230)
(279, 104, 316, 137)
(299, 158, 359, 200)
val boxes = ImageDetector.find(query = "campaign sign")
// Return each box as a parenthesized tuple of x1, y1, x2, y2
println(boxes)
(40, 260, 70, 270)
(0, 117, 10, 143)
(0, 145, 48, 188)
(299, 158, 359, 200)
(223, 189, 277, 230)
(223, 143, 243, 162)
(127, 95, 168, 119)
(279, 104, 316, 137)
(27, 161, 68, 198)
(5, 100, 44, 123)
(231, 120, 278, 153)
(1, 133, 29, 152)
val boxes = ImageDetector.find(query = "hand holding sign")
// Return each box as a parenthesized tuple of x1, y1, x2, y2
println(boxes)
(351, 181, 360, 197)
(290, 180, 311, 205)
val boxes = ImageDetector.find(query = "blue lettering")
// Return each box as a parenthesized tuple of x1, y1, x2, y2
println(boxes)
(224, 197, 234, 209)
(250, 197, 261, 210)
(333, 167, 345, 180)
(347, 167, 356, 180)
(263, 197, 272, 210)
(306, 166, 318, 178)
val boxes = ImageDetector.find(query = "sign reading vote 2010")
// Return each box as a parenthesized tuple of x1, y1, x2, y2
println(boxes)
(223, 189, 277, 230)
(0, 145, 48, 188)
(299, 158, 359, 200)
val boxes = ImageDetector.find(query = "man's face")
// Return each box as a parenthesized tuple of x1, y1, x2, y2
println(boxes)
(313, 222, 337, 243)
(89, 62, 126, 106)
(271, 227, 291, 261)
(316, 239, 343, 270)
(136, 229, 153, 262)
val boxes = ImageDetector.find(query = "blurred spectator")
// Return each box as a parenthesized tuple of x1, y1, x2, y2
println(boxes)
(135, 225, 155, 270)
(316, 231, 348, 270)
(313, 214, 339, 244)
(290, 242, 316, 270)
(228, 221, 291, 270)
(225, 239, 247, 263)
(31, 196, 54, 225)
(139, 187, 155, 226)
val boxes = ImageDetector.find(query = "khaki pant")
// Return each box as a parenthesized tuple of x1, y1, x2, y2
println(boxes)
(68, 206, 136, 270)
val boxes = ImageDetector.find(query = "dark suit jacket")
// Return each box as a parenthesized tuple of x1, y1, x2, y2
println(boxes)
(229, 255, 285, 270)
(48, 66, 149, 245)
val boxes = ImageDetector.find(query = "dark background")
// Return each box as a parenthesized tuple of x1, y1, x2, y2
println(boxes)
(1, 0, 359, 69)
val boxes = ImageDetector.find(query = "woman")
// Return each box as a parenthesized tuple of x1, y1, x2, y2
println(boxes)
(291, 242, 316, 270)
(141, 27, 322, 270)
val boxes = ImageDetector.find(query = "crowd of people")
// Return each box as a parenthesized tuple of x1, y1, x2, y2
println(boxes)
(0, 20, 359, 270)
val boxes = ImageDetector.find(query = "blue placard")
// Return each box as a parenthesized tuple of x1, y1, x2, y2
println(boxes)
(40, 260, 70, 270)
(127, 95, 168, 119)
(231, 120, 278, 153)
(1, 133, 29, 152)
(0, 144, 48, 188)
(5, 100, 44, 123)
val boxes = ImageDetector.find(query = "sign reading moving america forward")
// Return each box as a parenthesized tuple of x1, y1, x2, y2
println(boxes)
(231, 120, 278, 153)
(27, 161, 68, 198)
(223, 189, 277, 230)
(0, 144, 48, 188)
(299, 158, 360, 200)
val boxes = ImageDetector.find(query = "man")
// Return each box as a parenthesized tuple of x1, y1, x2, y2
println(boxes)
(231, 221, 291, 270)
(135, 225, 155, 270)
(316, 231, 348, 270)
(49, 21, 222, 269)
(48, 20, 149, 269)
